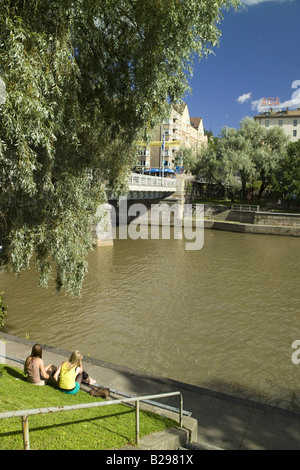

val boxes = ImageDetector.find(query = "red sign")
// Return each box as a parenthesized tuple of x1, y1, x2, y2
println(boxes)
(261, 97, 280, 107)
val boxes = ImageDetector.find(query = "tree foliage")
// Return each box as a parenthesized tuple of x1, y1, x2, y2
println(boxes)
(272, 140, 300, 200)
(174, 147, 198, 173)
(194, 118, 289, 201)
(0, 0, 239, 294)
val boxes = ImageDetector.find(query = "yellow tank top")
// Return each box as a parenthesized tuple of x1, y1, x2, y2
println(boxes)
(59, 362, 78, 390)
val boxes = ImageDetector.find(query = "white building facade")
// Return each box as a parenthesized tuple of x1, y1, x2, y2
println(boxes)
(137, 103, 207, 170)
(253, 108, 300, 142)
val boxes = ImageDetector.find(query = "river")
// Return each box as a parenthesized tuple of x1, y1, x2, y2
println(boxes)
(1, 228, 300, 411)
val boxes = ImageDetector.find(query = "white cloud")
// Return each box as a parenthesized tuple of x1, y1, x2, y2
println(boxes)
(250, 98, 265, 112)
(241, 0, 295, 5)
(237, 92, 252, 104)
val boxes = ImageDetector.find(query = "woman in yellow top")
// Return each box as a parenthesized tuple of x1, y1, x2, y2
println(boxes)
(54, 351, 96, 394)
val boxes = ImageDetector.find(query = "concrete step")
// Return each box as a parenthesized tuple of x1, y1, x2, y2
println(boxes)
(180, 441, 224, 451)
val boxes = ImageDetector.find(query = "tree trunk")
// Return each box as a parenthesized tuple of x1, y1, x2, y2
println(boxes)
(258, 182, 269, 199)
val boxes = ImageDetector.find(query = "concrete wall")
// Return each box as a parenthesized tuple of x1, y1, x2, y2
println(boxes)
(204, 220, 300, 237)
(254, 212, 300, 227)
(222, 209, 300, 227)
(202, 205, 300, 237)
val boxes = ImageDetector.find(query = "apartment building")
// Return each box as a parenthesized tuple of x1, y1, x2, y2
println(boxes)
(253, 107, 300, 142)
(137, 103, 207, 170)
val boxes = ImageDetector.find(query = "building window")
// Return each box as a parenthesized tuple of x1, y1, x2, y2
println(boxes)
(265, 120, 269, 127)
(138, 149, 149, 157)
(278, 120, 283, 127)
(293, 130, 297, 137)
(293, 119, 298, 127)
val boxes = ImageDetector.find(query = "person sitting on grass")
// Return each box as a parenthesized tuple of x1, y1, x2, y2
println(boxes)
(24, 344, 57, 386)
(53, 350, 96, 395)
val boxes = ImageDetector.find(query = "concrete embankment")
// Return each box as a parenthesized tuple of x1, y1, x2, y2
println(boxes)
(130, 201, 300, 237)
(203, 205, 300, 237)
(204, 219, 300, 236)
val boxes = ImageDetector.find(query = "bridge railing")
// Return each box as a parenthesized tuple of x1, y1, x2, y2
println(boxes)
(129, 174, 176, 189)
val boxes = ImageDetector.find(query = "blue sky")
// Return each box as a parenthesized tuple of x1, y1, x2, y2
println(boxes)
(184, 0, 300, 136)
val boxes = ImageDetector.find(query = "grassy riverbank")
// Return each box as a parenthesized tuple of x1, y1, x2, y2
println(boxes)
(0, 364, 177, 450)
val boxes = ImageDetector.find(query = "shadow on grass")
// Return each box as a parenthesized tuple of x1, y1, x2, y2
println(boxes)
(0, 409, 136, 445)
(3, 365, 26, 381)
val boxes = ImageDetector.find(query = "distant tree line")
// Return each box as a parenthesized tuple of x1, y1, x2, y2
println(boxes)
(182, 118, 300, 203)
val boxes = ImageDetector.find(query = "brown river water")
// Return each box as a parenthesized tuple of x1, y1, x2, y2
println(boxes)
(1, 228, 300, 411)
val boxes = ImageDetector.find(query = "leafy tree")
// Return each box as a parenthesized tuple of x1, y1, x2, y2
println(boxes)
(194, 123, 253, 201)
(204, 130, 218, 151)
(272, 140, 300, 201)
(253, 125, 289, 198)
(0, 0, 239, 295)
(194, 118, 288, 202)
(235, 118, 264, 197)
(204, 130, 214, 141)
(174, 147, 197, 173)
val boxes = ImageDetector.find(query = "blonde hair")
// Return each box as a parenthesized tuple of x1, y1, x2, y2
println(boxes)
(66, 351, 82, 370)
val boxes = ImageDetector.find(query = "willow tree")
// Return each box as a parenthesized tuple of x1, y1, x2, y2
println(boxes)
(272, 140, 300, 202)
(0, 0, 239, 295)
(194, 118, 288, 202)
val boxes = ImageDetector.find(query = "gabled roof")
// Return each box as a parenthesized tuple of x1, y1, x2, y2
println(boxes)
(190, 117, 203, 130)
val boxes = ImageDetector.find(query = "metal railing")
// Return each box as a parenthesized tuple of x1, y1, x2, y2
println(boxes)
(128, 174, 176, 189)
(231, 204, 260, 212)
(0, 391, 183, 450)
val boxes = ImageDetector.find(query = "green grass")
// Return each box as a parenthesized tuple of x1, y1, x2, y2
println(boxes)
(193, 197, 262, 207)
(0, 364, 177, 450)
(193, 197, 300, 213)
